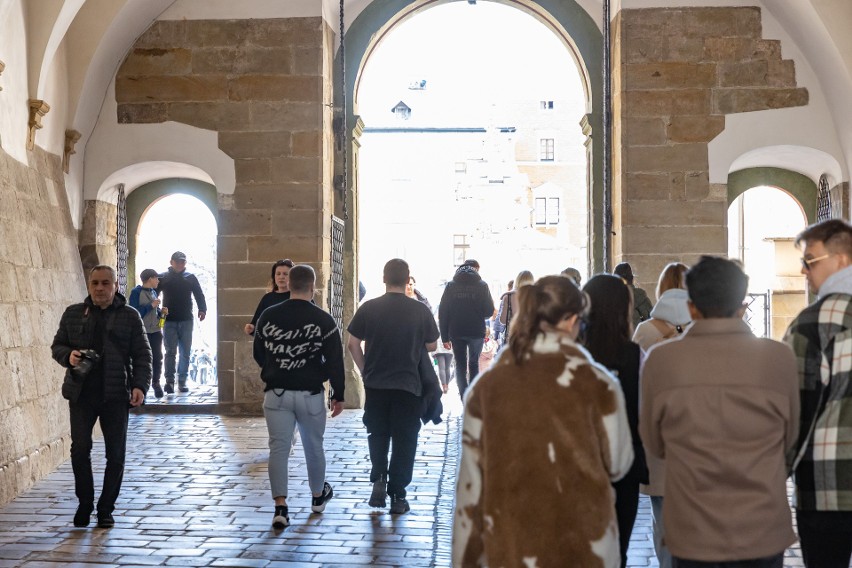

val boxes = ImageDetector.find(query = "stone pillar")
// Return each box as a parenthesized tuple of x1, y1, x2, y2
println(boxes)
(612, 7, 808, 288)
(344, 116, 366, 409)
(78, 200, 118, 276)
(116, 18, 337, 406)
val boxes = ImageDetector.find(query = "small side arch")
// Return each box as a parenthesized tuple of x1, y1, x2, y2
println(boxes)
(727, 167, 817, 225)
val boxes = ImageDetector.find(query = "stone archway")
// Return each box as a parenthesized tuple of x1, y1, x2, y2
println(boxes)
(727, 167, 817, 225)
(337, 0, 605, 280)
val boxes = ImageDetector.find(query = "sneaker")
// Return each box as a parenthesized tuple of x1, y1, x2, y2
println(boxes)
(369, 476, 387, 507)
(73, 505, 92, 527)
(152, 383, 164, 398)
(389, 495, 410, 515)
(96, 513, 115, 528)
(272, 505, 290, 529)
(163, 382, 174, 394)
(178, 384, 190, 393)
(311, 482, 334, 513)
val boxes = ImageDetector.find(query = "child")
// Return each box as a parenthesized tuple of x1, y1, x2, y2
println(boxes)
(128, 268, 167, 398)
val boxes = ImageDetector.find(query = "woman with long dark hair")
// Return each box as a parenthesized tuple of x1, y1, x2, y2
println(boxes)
(582, 274, 648, 568)
(244, 259, 294, 335)
(454, 275, 633, 568)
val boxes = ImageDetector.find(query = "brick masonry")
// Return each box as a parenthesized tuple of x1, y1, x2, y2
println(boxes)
(114, 18, 355, 406)
(0, 145, 87, 507)
(613, 7, 809, 288)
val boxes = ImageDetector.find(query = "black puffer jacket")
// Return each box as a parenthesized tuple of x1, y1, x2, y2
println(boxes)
(439, 266, 495, 340)
(52, 293, 152, 403)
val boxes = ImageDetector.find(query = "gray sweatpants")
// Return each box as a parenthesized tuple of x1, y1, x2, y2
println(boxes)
(263, 389, 327, 498)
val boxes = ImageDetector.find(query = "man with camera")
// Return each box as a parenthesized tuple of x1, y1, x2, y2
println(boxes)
(52, 265, 151, 529)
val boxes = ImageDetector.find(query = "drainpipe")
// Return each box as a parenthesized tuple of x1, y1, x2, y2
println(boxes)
(602, 0, 612, 271)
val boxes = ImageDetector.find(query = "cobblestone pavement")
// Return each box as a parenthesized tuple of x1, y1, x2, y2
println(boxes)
(0, 384, 821, 567)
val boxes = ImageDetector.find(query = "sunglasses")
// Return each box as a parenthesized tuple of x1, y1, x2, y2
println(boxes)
(800, 253, 834, 272)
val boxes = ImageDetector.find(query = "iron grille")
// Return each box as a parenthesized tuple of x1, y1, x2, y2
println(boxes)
(743, 291, 770, 338)
(116, 183, 128, 295)
(817, 174, 831, 221)
(329, 215, 345, 330)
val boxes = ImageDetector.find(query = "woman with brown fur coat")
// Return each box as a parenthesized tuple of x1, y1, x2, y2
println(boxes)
(453, 275, 634, 568)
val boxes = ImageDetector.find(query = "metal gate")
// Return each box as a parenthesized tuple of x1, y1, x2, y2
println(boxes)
(329, 215, 345, 330)
(743, 291, 770, 338)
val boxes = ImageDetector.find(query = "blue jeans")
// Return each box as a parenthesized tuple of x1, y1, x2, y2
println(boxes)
(451, 336, 484, 401)
(163, 319, 193, 385)
(263, 390, 328, 498)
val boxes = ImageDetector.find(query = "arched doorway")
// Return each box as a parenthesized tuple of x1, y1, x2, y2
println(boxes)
(339, 0, 604, 290)
(128, 179, 219, 401)
(727, 185, 808, 339)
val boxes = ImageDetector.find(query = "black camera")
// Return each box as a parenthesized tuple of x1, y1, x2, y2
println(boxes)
(73, 349, 101, 377)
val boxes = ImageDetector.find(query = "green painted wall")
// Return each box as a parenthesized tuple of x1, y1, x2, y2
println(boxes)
(727, 167, 817, 224)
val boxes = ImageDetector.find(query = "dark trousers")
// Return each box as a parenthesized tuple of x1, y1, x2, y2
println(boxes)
(451, 336, 484, 400)
(672, 554, 783, 568)
(147, 331, 163, 386)
(797, 509, 852, 568)
(613, 476, 640, 567)
(363, 388, 422, 498)
(69, 398, 129, 515)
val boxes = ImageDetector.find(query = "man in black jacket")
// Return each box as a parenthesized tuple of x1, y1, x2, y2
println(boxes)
(52, 265, 151, 529)
(253, 264, 345, 529)
(157, 251, 207, 394)
(438, 259, 495, 401)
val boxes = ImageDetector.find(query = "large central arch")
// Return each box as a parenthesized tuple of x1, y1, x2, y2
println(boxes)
(336, 0, 605, 277)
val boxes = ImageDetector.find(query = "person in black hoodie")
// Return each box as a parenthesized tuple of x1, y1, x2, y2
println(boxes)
(52, 265, 152, 529)
(438, 259, 495, 401)
(157, 251, 207, 394)
(253, 264, 345, 529)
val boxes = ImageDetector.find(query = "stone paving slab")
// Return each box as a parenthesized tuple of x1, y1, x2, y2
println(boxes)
(0, 384, 829, 567)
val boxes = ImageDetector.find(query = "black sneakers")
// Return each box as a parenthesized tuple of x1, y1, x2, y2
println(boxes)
(73, 505, 92, 527)
(369, 475, 387, 507)
(152, 383, 164, 398)
(163, 382, 174, 394)
(97, 513, 115, 528)
(311, 482, 334, 513)
(389, 495, 410, 515)
(272, 505, 290, 529)
(178, 384, 190, 393)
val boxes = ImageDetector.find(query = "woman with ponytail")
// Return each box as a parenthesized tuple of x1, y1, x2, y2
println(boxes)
(453, 275, 634, 568)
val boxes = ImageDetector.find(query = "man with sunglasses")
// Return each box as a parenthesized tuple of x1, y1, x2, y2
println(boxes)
(784, 219, 852, 568)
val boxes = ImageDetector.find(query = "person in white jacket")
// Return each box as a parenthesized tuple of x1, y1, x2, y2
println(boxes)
(633, 262, 691, 353)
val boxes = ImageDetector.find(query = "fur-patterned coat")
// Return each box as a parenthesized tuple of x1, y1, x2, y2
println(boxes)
(453, 331, 634, 568)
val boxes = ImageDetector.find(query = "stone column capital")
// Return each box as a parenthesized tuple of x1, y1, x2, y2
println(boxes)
(0, 60, 5, 91)
(63, 129, 82, 173)
(27, 99, 50, 150)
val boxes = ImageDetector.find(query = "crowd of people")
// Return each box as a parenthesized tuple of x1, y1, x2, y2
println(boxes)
(49, 219, 852, 568)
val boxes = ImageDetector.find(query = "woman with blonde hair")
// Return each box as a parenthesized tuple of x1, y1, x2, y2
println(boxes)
(498, 269, 534, 346)
(454, 275, 633, 568)
(632, 262, 691, 352)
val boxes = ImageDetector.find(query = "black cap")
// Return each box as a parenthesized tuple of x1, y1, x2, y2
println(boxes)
(171, 251, 187, 261)
(140, 268, 159, 282)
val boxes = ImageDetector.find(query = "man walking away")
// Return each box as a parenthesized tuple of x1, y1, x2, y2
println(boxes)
(157, 251, 206, 394)
(347, 258, 439, 514)
(253, 265, 345, 529)
(641, 256, 799, 568)
(52, 265, 151, 528)
(438, 259, 494, 401)
(784, 219, 852, 568)
(129, 268, 165, 398)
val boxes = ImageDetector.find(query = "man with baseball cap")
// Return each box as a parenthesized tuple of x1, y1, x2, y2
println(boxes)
(157, 251, 207, 394)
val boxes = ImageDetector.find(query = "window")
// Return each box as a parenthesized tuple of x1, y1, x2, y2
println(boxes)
(453, 234, 470, 266)
(454, 162, 467, 173)
(540, 138, 555, 161)
(534, 197, 560, 226)
(540, 100, 554, 110)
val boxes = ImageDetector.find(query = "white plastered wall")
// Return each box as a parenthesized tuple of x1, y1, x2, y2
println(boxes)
(0, 0, 32, 164)
(709, 6, 847, 185)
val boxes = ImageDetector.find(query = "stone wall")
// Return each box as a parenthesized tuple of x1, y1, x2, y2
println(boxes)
(613, 7, 808, 289)
(0, 145, 87, 507)
(114, 18, 346, 405)
(79, 200, 118, 276)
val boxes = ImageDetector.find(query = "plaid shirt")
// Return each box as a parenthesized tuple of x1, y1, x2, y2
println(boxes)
(783, 293, 852, 511)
